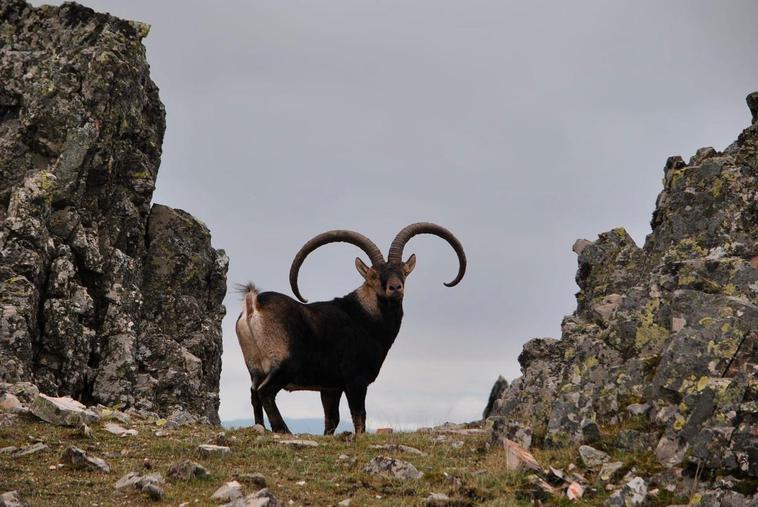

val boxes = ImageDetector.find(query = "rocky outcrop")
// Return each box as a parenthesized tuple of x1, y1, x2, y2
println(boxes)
(0, 1, 227, 422)
(487, 93, 758, 480)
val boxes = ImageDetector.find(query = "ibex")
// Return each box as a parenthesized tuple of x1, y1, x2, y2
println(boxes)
(235, 222, 466, 434)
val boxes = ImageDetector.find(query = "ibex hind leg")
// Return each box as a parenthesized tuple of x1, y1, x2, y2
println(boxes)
(321, 390, 342, 435)
(250, 386, 264, 427)
(257, 367, 291, 434)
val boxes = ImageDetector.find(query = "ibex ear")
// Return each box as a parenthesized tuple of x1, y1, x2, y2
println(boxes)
(403, 254, 417, 276)
(355, 257, 371, 279)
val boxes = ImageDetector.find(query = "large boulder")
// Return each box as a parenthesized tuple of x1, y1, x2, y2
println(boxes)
(0, 1, 227, 423)
(487, 93, 758, 477)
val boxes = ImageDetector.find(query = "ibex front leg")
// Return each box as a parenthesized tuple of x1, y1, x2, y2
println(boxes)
(345, 383, 368, 434)
(321, 390, 342, 435)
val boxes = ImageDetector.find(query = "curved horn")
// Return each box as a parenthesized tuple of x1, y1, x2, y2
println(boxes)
(290, 230, 385, 303)
(387, 222, 466, 287)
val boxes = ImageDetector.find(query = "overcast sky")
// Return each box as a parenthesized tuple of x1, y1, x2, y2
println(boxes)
(41, 1, 758, 427)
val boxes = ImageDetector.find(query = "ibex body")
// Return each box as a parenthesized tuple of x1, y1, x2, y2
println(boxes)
(235, 223, 466, 434)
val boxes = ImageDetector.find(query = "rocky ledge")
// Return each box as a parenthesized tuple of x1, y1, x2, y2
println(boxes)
(486, 93, 758, 502)
(0, 1, 227, 422)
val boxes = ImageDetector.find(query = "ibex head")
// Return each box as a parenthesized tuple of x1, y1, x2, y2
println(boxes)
(289, 222, 467, 303)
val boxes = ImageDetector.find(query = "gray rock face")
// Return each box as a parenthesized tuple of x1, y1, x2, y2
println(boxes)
(363, 456, 423, 480)
(0, 1, 227, 423)
(487, 93, 758, 477)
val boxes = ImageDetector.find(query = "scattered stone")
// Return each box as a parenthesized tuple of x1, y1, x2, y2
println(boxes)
(277, 439, 318, 448)
(295, 480, 306, 486)
(375, 428, 393, 434)
(363, 456, 423, 480)
(424, 492, 450, 506)
(369, 444, 426, 456)
(0, 394, 23, 413)
(598, 461, 624, 482)
(168, 460, 209, 480)
(223, 488, 285, 507)
(578, 445, 610, 468)
(0, 447, 17, 455)
(580, 419, 601, 444)
(96, 407, 131, 425)
(250, 424, 266, 434)
(12, 442, 48, 458)
(142, 483, 164, 501)
(566, 481, 584, 501)
(211, 481, 244, 502)
(0, 490, 26, 507)
(626, 403, 650, 417)
(235, 473, 266, 489)
(30, 394, 99, 427)
(616, 430, 657, 453)
(451, 441, 464, 449)
(61, 446, 111, 473)
(103, 422, 137, 436)
(164, 409, 197, 429)
(338, 500, 351, 507)
(198, 444, 231, 456)
(607, 476, 647, 506)
(654, 436, 688, 468)
(503, 439, 542, 473)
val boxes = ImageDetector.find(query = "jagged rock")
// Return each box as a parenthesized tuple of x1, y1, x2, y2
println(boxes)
(486, 93, 758, 478)
(488, 416, 533, 449)
(616, 430, 657, 453)
(168, 460, 209, 480)
(11, 442, 47, 458)
(0, 394, 22, 412)
(697, 489, 758, 507)
(579, 445, 610, 469)
(503, 439, 542, 472)
(30, 394, 98, 426)
(211, 481, 244, 502)
(0, 491, 26, 507)
(114, 471, 164, 500)
(198, 444, 231, 456)
(369, 444, 426, 455)
(61, 446, 110, 473)
(103, 422, 137, 436)
(598, 461, 624, 482)
(483, 375, 508, 418)
(606, 476, 647, 506)
(223, 488, 285, 507)
(363, 456, 423, 480)
(0, 0, 226, 424)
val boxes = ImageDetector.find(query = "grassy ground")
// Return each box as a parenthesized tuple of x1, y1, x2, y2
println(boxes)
(0, 413, 689, 506)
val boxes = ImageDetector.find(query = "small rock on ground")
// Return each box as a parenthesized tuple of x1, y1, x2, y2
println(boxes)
(198, 444, 231, 456)
(211, 481, 244, 502)
(168, 460, 209, 480)
(222, 487, 285, 507)
(607, 476, 647, 507)
(0, 490, 27, 507)
(579, 445, 610, 468)
(363, 456, 423, 480)
(61, 446, 110, 473)
(30, 394, 99, 427)
(12, 442, 48, 458)
(103, 422, 137, 436)
(503, 439, 542, 472)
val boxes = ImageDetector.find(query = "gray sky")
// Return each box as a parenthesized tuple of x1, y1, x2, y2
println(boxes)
(41, 1, 758, 427)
